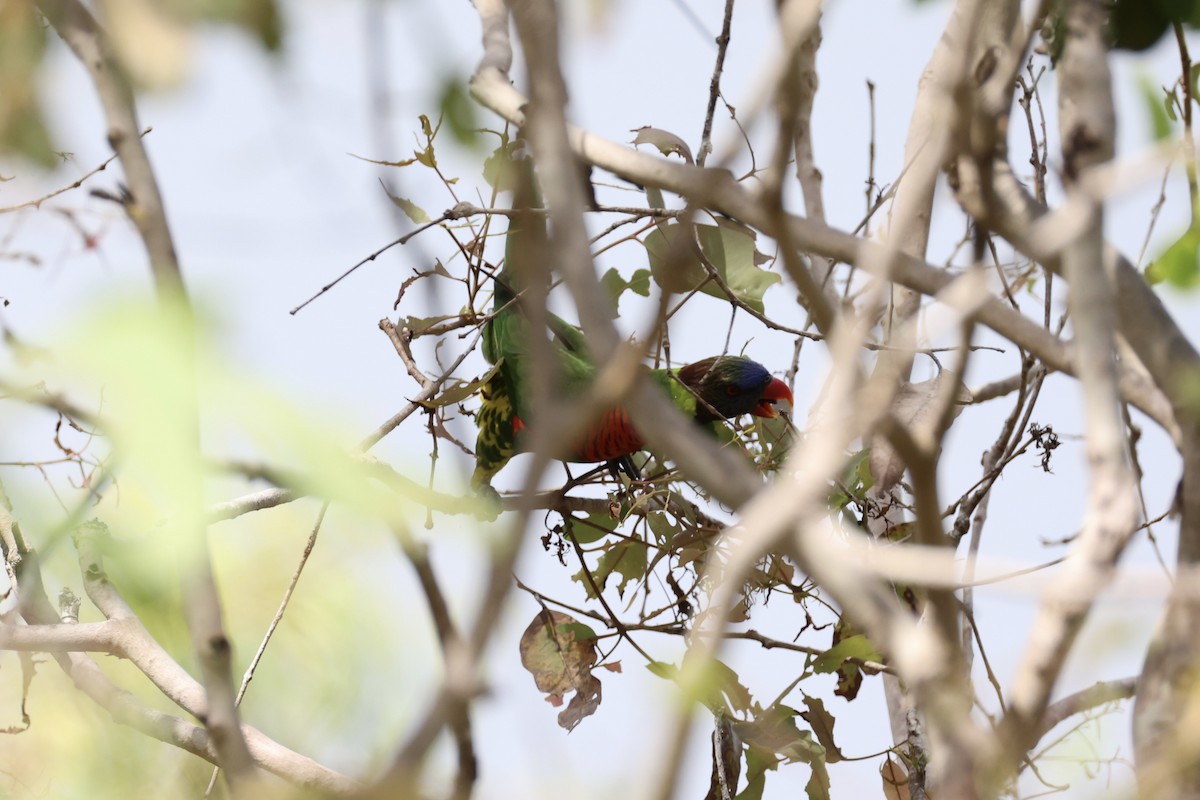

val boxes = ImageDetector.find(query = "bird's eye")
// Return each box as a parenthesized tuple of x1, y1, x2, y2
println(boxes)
(725, 385, 739, 396)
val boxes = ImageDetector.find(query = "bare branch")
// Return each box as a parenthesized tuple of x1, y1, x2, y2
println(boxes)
(37, 1, 183, 296)
(0, 130, 148, 214)
(784, 3, 824, 224)
(9, 526, 356, 793)
(35, 2, 262, 785)
(468, 50, 1177, 437)
(1002, 0, 1138, 773)
(1037, 677, 1136, 743)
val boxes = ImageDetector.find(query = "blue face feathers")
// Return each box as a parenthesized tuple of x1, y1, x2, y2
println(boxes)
(676, 356, 792, 422)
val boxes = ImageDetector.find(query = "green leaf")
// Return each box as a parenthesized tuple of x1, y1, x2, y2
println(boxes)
(424, 375, 490, 409)
(646, 510, 677, 547)
(176, 0, 284, 51)
(735, 705, 825, 765)
(439, 77, 478, 147)
(1159, 0, 1199, 21)
(483, 139, 522, 192)
(45, 299, 462, 597)
(25, 295, 512, 789)
(574, 537, 647, 596)
(600, 537, 647, 594)
(244, 0, 283, 51)
(1111, 0, 1173, 51)
(1139, 75, 1174, 142)
(0, 4, 56, 168)
(645, 658, 754, 715)
(225, 0, 283, 51)
(1111, 0, 1200, 49)
(557, 619, 598, 641)
(737, 745, 779, 800)
(3, 103, 56, 169)
(701, 659, 754, 714)
(646, 660, 679, 680)
(812, 634, 882, 674)
(601, 267, 628, 315)
(815, 625, 882, 701)
(401, 314, 458, 334)
(828, 449, 872, 510)
(628, 268, 651, 296)
(387, 192, 431, 224)
(565, 512, 619, 545)
(1147, 225, 1200, 288)
(644, 220, 780, 313)
(751, 412, 795, 471)
(600, 267, 652, 314)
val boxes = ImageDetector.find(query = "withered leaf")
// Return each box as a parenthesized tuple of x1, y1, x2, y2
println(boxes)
(733, 705, 824, 765)
(519, 610, 603, 731)
(881, 758, 911, 800)
(631, 126, 695, 163)
(813, 620, 883, 702)
(799, 697, 846, 764)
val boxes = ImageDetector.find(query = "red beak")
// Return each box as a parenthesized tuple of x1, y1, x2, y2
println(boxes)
(753, 377, 793, 419)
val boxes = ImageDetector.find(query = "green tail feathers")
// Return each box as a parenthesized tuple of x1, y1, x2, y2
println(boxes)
(469, 367, 517, 492)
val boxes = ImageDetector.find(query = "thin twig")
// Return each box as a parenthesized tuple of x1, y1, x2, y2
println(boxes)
(290, 202, 682, 315)
(0, 130, 150, 214)
(204, 504, 331, 797)
(697, 0, 736, 167)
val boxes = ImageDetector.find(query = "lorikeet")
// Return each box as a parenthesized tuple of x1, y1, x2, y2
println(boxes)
(470, 336, 793, 493)
(470, 155, 792, 494)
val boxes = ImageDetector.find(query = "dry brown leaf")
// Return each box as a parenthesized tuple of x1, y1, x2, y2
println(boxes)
(518, 610, 603, 731)
(630, 126, 695, 163)
(800, 697, 846, 764)
(881, 757, 912, 800)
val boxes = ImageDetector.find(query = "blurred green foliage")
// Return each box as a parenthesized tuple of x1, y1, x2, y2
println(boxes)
(0, 4, 54, 168)
(0, 294, 454, 796)
(0, 0, 281, 169)
(1147, 223, 1200, 288)
(1110, 0, 1200, 51)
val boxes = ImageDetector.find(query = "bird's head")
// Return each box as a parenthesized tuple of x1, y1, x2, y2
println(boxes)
(677, 356, 794, 422)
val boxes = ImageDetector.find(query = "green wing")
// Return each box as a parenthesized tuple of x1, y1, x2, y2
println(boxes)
(473, 309, 596, 493)
(473, 153, 598, 491)
(472, 153, 756, 492)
